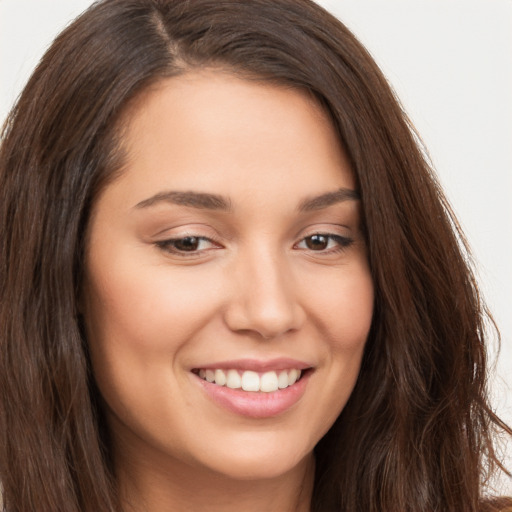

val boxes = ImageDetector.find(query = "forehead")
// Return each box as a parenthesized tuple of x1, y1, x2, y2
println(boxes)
(106, 70, 354, 209)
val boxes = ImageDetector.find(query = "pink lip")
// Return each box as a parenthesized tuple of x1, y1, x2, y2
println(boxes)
(194, 367, 312, 419)
(192, 357, 312, 372)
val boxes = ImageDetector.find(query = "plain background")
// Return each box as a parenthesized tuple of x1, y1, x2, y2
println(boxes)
(1, 0, 511, 493)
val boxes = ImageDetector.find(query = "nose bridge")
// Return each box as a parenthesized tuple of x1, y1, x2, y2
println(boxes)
(225, 241, 303, 338)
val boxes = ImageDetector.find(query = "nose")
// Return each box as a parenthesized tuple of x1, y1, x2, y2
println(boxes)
(223, 247, 305, 339)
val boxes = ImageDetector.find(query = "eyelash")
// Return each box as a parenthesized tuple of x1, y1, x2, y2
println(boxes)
(295, 234, 353, 253)
(155, 236, 218, 256)
(155, 233, 354, 257)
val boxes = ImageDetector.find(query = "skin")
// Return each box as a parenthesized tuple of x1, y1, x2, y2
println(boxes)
(82, 70, 374, 512)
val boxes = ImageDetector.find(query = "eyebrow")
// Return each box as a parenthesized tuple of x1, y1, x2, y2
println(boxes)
(134, 187, 359, 212)
(297, 188, 360, 212)
(134, 190, 232, 211)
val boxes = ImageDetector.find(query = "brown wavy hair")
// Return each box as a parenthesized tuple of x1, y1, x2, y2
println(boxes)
(0, 0, 510, 510)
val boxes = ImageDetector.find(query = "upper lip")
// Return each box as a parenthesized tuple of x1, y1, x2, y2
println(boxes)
(192, 358, 313, 372)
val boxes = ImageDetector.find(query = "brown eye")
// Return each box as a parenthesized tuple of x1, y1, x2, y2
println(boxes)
(296, 234, 354, 253)
(156, 235, 220, 256)
(172, 236, 201, 251)
(305, 234, 329, 250)
(157, 236, 211, 254)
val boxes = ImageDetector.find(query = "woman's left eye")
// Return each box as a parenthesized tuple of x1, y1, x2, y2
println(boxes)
(156, 236, 217, 254)
(295, 234, 353, 252)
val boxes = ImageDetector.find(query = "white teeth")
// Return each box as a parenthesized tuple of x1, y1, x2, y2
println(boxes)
(260, 371, 279, 392)
(214, 369, 227, 386)
(288, 368, 299, 385)
(241, 371, 260, 391)
(277, 370, 289, 389)
(198, 368, 304, 392)
(226, 369, 242, 389)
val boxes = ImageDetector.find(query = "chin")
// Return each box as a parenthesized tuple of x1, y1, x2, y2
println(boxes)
(205, 454, 309, 481)
(187, 431, 314, 481)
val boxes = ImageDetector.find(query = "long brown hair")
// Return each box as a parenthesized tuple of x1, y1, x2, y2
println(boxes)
(0, 1, 510, 510)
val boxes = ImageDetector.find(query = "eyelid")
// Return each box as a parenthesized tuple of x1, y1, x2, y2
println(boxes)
(154, 232, 224, 258)
(157, 235, 217, 248)
(295, 233, 353, 250)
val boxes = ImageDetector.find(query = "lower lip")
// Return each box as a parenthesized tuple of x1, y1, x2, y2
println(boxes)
(195, 371, 311, 419)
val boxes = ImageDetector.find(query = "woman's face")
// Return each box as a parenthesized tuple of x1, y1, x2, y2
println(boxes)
(83, 70, 374, 481)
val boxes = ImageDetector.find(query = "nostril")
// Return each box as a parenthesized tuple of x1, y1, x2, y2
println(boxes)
(223, 300, 305, 340)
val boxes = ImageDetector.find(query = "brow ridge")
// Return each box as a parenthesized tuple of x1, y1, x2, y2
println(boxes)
(134, 187, 359, 213)
(134, 190, 231, 211)
(298, 188, 360, 212)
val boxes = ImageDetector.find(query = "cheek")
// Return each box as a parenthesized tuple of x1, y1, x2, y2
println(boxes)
(82, 253, 226, 426)
(81, 248, 229, 416)
(288, 260, 373, 447)
(84, 251, 221, 355)
(304, 259, 374, 350)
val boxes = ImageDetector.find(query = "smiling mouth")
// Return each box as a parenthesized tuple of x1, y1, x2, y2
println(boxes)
(193, 368, 308, 393)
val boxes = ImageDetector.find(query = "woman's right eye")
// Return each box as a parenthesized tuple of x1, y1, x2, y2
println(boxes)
(155, 236, 218, 255)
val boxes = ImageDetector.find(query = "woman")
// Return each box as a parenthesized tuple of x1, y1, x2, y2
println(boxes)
(0, 0, 510, 510)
